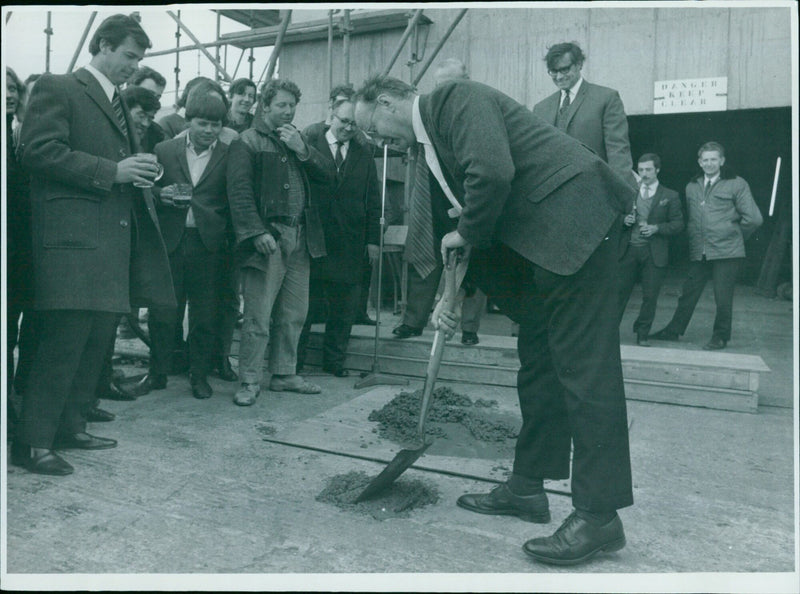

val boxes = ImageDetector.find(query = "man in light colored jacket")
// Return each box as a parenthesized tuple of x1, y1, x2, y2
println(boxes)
(650, 141, 763, 350)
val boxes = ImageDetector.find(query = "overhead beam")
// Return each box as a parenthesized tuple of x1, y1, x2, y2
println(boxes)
(264, 10, 292, 82)
(412, 9, 468, 87)
(380, 10, 425, 78)
(166, 10, 232, 82)
(67, 12, 98, 73)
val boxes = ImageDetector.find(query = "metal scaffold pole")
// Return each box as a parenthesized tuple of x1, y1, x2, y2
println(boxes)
(67, 12, 98, 74)
(44, 12, 52, 73)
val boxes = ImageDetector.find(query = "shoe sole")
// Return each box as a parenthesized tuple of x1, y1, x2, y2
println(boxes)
(522, 536, 626, 565)
(456, 499, 551, 523)
(53, 443, 117, 451)
(233, 396, 258, 406)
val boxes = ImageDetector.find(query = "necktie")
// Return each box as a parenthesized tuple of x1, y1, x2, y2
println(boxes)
(705, 179, 712, 195)
(642, 184, 650, 200)
(334, 141, 344, 169)
(556, 90, 571, 129)
(406, 144, 438, 279)
(112, 90, 128, 139)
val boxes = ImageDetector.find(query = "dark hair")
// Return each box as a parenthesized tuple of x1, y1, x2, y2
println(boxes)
(354, 76, 415, 104)
(544, 42, 586, 70)
(129, 65, 165, 88)
(88, 14, 151, 56)
(229, 78, 256, 98)
(697, 141, 725, 158)
(121, 85, 161, 113)
(185, 93, 227, 122)
(187, 79, 230, 113)
(260, 79, 301, 108)
(176, 76, 211, 109)
(637, 153, 661, 170)
(329, 83, 354, 103)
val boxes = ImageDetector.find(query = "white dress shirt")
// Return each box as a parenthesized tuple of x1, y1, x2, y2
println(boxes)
(84, 63, 116, 102)
(325, 128, 349, 163)
(184, 135, 217, 227)
(411, 96, 462, 218)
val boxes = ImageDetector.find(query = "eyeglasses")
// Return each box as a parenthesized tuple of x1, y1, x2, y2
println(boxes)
(333, 113, 356, 128)
(547, 63, 575, 77)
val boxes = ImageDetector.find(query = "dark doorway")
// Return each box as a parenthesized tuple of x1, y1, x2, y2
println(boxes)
(627, 107, 792, 285)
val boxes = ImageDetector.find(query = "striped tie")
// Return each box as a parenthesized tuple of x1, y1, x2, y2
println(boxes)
(556, 90, 571, 130)
(406, 144, 438, 279)
(112, 90, 128, 139)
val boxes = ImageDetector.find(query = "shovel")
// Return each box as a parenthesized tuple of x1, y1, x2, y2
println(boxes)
(355, 249, 461, 502)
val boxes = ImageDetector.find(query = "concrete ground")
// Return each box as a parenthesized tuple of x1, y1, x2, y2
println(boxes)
(3, 272, 797, 591)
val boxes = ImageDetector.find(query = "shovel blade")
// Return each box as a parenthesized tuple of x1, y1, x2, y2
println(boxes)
(354, 440, 432, 502)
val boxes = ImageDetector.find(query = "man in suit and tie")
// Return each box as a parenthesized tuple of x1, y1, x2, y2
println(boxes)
(13, 14, 174, 475)
(618, 153, 684, 346)
(533, 42, 638, 192)
(354, 76, 636, 566)
(297, 92, 381, 377)
(140, 93, 232, 400)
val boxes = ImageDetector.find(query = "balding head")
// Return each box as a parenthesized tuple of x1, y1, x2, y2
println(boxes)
(433, 58, 469, 87)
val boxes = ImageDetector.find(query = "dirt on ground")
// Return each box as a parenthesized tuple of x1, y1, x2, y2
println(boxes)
(367, 386, 519, 445)
(316, 471, 440, 520)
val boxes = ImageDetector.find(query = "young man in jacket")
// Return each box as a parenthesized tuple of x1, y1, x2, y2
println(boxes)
(650, 141, 763, 350)
(227, 79, 335, 406)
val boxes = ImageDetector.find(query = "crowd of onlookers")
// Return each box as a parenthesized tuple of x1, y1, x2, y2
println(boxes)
(5, 15, 762, 482)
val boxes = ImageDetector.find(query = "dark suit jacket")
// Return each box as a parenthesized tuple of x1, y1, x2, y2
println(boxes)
(19, 68, 174, 313)
(418, 80, 636, 276)
(627, 184, 683, 267)
(153, 136, 231, 254)
(303, 124, 381, 284)
(533, 81, 637, 190)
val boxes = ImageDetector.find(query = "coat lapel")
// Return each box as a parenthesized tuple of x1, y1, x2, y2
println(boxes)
(174, 137, 192, 184)
(75, 69, 129, 144)
(563, 81, 588, 130)
(195, 141, 226, 188)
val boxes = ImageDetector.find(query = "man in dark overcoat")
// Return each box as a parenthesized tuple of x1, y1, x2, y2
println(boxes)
(297, 94, 381, 376)
(12, 14, 174, 476)
(354, 76, 635, 566)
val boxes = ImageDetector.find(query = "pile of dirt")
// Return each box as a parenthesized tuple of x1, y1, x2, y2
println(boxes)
(368, 386, 518, 444)
(316, 471, 439, 521)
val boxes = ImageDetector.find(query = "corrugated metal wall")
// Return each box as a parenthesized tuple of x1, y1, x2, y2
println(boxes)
(278, 6, 792, 129)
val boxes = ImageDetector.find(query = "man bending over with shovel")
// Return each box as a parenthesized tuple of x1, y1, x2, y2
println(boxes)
(354, 76, 636, 566)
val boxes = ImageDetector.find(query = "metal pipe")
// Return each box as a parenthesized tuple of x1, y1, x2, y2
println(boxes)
(146, 38, 231, 58)
(215, 12, 221, 82)
(327, 10, 334, 91)
(67, 12, 97, 73)
(380, 9, 424, 78)
(342, 9, 352, 84)
(412, 9, 468, 87)
(174, 11, 181, 106)
(232, 48, 245, 80)
(264, 10, 292, 82)
(167, 10, 232, 82)
(45, 12, 52, 73)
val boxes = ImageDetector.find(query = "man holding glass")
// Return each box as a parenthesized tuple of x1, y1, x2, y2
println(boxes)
(13, 14, 174, 475)
(146, 93, 232, 400)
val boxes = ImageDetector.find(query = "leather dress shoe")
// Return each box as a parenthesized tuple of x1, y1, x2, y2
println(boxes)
(703, 336, 727, 350)
(216, 357, 238, 382)
(323, 365, 350, 378)
(523, 511, 626, 566)
(649, 327, 680, 342)
(53, 432, 117, 450)
(190, 373, 213, 399)
(392, 324, 423, 339)
(98, 379, 137, 401)
(456, 484, 550, 523)
(461, 331, 479, 346)
(86, 406, 115, 422)
(355, 316, 377, 326)
(636, 333, 651, 347)
(11, 443, 74, 475)
(127, 373, 167, 397)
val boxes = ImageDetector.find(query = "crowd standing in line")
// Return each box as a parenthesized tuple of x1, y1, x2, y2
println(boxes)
(5, 13, 766, 568)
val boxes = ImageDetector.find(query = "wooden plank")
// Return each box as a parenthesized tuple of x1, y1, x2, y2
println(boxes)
(620, 345, 770, 372)
(622, 361, 754, 391)
(624, 379, 758, 413)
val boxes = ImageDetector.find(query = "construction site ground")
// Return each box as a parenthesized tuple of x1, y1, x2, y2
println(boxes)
(3, 272, 797, 592)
